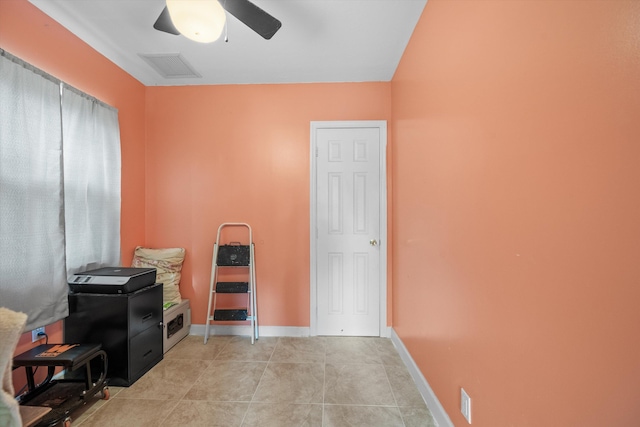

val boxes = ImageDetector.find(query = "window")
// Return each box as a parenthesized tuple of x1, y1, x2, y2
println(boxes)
(0, 50, 121, 330)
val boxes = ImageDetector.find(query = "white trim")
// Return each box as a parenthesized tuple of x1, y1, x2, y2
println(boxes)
(190, 324, 311, 337)
(191, 324, 386, 339)
(309, 120, 388, 337)
(390, 328, 454, 427)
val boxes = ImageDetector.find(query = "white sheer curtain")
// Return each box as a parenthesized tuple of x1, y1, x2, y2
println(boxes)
(62, 88, 121, 274)
(0, 51, 121, 331)
(0, 53, 68, 330)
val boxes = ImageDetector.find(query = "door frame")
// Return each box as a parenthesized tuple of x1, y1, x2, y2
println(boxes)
(310, 120, 388, 337)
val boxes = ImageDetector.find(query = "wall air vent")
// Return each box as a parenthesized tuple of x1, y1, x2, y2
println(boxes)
(138, 53, 201, 79)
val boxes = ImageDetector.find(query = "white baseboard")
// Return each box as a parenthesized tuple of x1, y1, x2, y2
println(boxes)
(189, 324, 311, 337)
(190, 324, 392, 338)
(390, 328, 453, 427)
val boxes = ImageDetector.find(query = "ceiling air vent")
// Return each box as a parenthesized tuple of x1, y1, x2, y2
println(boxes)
(138, 53, 201, 79)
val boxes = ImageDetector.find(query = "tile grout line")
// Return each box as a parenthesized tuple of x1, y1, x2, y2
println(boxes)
(157, 399, 183, 427)
(160, 336, 227, 424)
(72, 382, 125, 426)
(238, 336, 278, 426)
(376, 339, 405, 425)
(381, 358, 408, 427)
(322, 338, 327, 427)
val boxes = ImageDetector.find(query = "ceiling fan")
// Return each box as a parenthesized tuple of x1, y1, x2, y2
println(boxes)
(153, 0, 282, 42)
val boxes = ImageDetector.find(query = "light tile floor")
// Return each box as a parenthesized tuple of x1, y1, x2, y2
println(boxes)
(72, 335, 437, 427)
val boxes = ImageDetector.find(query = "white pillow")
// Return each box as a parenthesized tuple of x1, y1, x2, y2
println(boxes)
(0, 307, 27, 427)
(132, 247, 185, 306)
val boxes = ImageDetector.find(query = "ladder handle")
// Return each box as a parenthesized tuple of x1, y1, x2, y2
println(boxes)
(216, 223, 253, 247)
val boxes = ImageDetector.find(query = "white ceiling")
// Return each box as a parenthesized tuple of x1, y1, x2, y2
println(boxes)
(28, 0, 427, 86)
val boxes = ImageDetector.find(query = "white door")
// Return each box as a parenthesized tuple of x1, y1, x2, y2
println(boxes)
(311, 122, 386, 336)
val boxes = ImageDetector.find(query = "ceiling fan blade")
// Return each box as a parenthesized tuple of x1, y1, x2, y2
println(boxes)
(222, 0, 282, 40)
(153, 6, 180, 35)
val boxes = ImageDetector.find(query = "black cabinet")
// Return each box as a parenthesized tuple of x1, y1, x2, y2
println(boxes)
(65, 283, 163, 386)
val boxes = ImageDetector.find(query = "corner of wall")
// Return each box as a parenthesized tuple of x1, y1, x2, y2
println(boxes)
(390, 328, 454, 427)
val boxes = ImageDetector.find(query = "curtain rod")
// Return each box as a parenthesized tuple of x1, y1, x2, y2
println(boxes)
(1, 48, 118, 113)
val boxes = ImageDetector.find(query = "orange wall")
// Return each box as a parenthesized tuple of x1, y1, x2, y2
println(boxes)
(1, 0, 146, 380)
(145, 84, 391, 326)
(391, 1, 640, 426)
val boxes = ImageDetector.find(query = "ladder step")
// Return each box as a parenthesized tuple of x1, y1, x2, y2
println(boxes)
(217, 245, 251, 266)
(208, 315, 255, 321)
(214, 309, 248, 321)
(215, 282, 249, 293)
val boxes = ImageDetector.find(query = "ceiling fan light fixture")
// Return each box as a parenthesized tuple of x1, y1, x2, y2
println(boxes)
(166, 0, 226, 43)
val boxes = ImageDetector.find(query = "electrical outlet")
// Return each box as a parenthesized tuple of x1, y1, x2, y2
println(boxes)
(461, 387, 472, 424)
(31, 326, 45, 342)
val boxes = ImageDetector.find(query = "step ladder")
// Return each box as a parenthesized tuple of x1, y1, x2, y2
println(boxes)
(204, 223, 258, 344)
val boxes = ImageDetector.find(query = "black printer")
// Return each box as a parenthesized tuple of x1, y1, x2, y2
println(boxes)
(68, 267, 156, 294)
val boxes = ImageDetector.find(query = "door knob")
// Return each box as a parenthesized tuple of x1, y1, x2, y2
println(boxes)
(370, 239, 378, 246)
